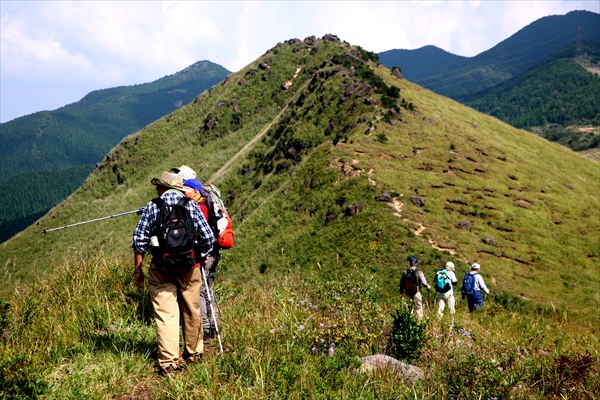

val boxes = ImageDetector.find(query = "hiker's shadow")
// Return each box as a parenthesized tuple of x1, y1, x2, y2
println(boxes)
(88, 285, 157, 360)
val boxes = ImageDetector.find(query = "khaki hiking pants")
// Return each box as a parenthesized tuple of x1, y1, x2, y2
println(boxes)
(148, 261, 204, 369)
(436, 291, 456, 317)
(404, 291, 424, 321)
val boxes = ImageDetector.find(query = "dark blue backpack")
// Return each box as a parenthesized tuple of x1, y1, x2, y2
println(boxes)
(461, 273, 476, 296)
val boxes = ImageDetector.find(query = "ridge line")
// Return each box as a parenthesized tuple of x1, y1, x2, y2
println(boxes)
(208, 78, 310, 184)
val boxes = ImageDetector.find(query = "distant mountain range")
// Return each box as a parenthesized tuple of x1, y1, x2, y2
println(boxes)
(379, 10, 600, 154)
(378, 45, 467, 81)
(2, 10, 599, 244)
(413, 10, 599, 100)
(0, 60, 230, 242)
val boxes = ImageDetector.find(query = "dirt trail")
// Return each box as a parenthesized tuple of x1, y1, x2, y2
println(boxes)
(208, 78, 309, 183)
(367, 168, 463, 259)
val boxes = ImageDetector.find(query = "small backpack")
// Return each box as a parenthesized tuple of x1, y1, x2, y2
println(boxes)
(203, 184, 234, 249)
(461, 273, 476, 296)
(150, 197, 199, 271)
(402, 268, 420, 296)
(435, 269, 451, 293)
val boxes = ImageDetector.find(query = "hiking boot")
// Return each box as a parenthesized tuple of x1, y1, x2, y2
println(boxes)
(183, 352, 203, 366)
(158, 365, 175, 378)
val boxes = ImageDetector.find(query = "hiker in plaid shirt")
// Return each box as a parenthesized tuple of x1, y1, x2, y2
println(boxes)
(133, 171, 213, 377)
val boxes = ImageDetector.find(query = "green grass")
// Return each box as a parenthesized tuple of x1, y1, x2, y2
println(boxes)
(1, 251, 598, 398)
(0, 35, 598, 398)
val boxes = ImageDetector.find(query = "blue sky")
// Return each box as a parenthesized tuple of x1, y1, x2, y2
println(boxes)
(1, 1, 598, 123)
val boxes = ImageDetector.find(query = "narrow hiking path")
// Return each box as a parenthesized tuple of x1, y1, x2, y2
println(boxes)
(366, 168, 466, 261)
(208, 76, 309, 183)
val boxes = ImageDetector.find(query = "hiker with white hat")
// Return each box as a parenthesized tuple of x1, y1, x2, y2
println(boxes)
(461, 263, 490, 312)
(434, 261, 458, 317)
(172, 165, 224, 352)
(133, 171, 214, 377)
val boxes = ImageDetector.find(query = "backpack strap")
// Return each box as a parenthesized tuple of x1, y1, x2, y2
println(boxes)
(152, 197, 166, 208)
(175, 196, 191, 208)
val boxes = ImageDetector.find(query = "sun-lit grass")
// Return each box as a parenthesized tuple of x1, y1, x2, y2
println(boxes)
(1, 252, 598, 398)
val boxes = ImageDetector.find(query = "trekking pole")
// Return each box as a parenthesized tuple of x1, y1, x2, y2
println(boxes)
(201, 265, 224, 354)
(42, 207, 146, 233)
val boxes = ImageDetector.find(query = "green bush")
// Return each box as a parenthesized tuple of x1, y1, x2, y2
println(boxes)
(387, 299, 429, 362)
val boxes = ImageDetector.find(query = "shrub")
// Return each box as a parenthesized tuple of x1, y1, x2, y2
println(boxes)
(376, 133, 389, 143)
(387, 299, 429, 362)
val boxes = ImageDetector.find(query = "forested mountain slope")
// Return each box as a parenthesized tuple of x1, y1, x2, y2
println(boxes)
(0, 60, 230, 243)
(467, 41, 600, 152)
(414, 10, 599, 100)
(0, 60, 230, 183)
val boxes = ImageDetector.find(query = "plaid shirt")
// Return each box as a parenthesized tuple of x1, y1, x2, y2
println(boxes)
(132, 190, 213, 256)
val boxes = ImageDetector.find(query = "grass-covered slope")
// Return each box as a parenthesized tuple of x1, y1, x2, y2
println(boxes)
(0, 34, 598, 399)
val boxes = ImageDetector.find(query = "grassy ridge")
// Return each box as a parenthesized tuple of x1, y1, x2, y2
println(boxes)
(0, 35, 598, 398)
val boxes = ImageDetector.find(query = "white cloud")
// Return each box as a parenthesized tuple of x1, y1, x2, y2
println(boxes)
(1, 0, 598, 122)
(0, 15, 90, 79)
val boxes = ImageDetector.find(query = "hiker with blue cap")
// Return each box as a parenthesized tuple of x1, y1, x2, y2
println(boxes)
(399, 257, 431, 321)
(183, 177, 222, 352)
(461, 263, 490, 312)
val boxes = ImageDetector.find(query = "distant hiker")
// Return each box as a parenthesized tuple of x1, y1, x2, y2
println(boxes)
(399, 257, 431, 321)
(183, 178, 222, 348)
(435, 261, 458, 317)
(461, 263, 490, 313)
(133, 171, 214, 377)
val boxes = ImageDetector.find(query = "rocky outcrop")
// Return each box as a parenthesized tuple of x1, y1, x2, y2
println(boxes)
(358, 355, 424, 381)
(392, 66, 403, 79)
(409, 196, 425, 207)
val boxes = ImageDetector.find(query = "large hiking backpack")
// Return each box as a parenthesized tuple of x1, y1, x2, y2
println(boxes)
(203, 184, 234, 249)
(461, 273, 476, 296)
(150, 197, 199, 271)
(435, 269, 451, 293)
(402, 268, 420, 296)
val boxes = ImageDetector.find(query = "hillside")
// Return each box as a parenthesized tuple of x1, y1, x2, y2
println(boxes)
(0, 60, 230, 243)
(378, 45, 467, 81)
(2, 33, 598, 308)
(414, 10, 600, 100)
(467, 41, 600, 151)
(0, 35, 598, 398)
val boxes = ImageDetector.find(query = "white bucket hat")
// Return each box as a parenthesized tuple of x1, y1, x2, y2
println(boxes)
(170, 165, 197, 181)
